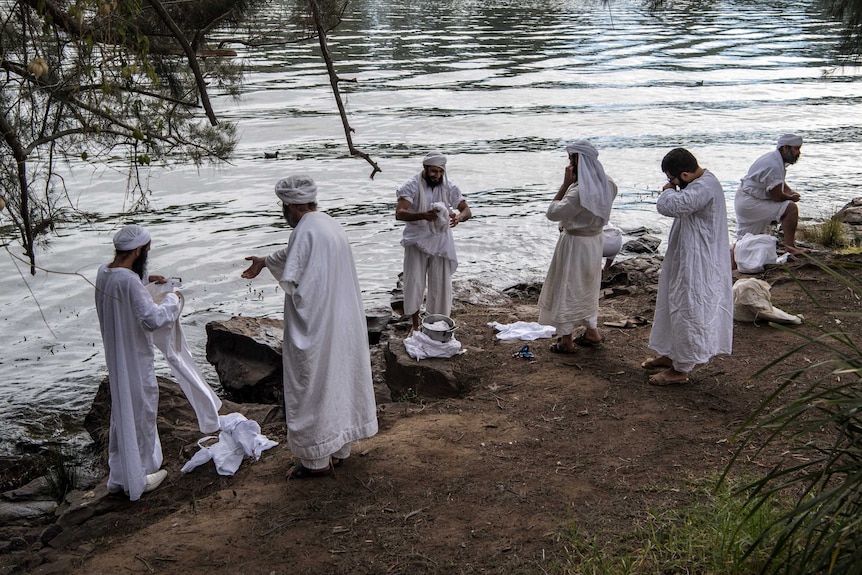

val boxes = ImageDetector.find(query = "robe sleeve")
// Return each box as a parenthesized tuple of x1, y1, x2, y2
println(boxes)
(131, 283, 180, 331)
(656, 184, 713, 218)
(546, 185, 587, 222)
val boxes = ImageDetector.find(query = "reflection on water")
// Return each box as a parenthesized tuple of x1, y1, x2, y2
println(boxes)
(1, 0, 861, 456)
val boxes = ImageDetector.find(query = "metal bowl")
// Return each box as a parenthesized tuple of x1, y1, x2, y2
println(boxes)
(420, 314, 456, 342)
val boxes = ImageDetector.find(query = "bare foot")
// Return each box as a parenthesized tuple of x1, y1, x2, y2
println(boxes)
(785, 245, 809, 255)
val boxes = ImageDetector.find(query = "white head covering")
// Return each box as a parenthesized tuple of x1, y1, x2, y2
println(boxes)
(777, 134, 803, 147)
(275, 175, 318, 204)
(565, 140, 613, 223)
(113, 224, 151, 251)
(422, 151, 447, 169)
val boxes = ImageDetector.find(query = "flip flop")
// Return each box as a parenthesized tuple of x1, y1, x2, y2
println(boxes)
(648, 371, 690, 386)
(549, 342, 577, 354)
(573, 334, 602, 348)
(287, 463, 332, 479)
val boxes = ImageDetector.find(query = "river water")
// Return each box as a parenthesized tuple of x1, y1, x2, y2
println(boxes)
(2, 0, 861, 457)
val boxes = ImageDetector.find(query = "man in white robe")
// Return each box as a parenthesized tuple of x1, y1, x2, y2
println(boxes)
(396, 151, 472, 333)
(243, 175, 378, 478)
(95, 224, 180, 500)
(538, 140, 617, 354)
(734, 134, 805, 254)
(644, 148, 733, 385)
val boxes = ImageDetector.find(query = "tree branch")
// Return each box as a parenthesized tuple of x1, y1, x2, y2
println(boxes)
(147, 0, 219, 126)
(0, 112, 36, 274)
(310, 1, 381, 179)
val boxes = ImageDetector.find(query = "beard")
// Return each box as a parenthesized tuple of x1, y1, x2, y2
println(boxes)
(131, 248, 148, 280)
(677, 179, 689, 189)
(423, 171, 442, 188)
(781, 148, 799, 165)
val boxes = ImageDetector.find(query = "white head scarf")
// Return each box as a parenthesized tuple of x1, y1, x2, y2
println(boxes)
(275, 175, 318, 204)
(113, 224, 151, 251)
(777, 134, 803, 147)
(422, 151, 447, 169)
(565, 140, 613, 223)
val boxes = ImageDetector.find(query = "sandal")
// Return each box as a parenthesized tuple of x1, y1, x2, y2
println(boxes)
(287, 463, 332, 479)
(641, 357, 673, 370)
(573, 334, 602, 348)
(648, 370, 690, 386)
(549, 342, 577, 354)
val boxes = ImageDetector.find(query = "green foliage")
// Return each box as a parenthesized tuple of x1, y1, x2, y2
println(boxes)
(799, 215, 851, 249)
(0, 0, 288, 270)
(725, 255, 862, 575)
(556, 476, 790, 575)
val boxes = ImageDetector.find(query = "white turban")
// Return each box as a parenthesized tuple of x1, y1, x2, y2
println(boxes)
(113, 224, 151, 251)
(422, 151, 447, 168)
(777, 134, 803, 147)
(564, 140, 613, 224)
(275, 175, 317, 205)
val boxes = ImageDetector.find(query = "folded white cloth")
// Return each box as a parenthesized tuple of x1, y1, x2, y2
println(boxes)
(403, 331, 464, 359)
(488, 321, 557, 341)
(180, 413, 278, 476)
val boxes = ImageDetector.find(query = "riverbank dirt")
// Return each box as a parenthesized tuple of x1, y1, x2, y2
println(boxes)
(16, 253, 862, 575)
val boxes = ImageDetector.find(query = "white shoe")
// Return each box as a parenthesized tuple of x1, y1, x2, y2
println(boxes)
(144, 469, 168, 493)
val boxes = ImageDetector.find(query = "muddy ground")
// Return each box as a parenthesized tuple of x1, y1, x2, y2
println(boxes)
(12, 252, 862, 575)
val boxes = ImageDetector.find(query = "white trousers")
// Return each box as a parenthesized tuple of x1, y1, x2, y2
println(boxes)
(301, 443, 351, 470)
(402, 245, 453, 317)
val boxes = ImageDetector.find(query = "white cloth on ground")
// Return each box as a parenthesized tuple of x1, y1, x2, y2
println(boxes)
(145, 282, 222, 434)
(265, 211, 378, 462)
(95, 265, 180, 501)
(403, 330, 465, 359)
(649, 170, 733, 373)
(733, 234, 778, 274)
(180, 413, 278, 476)
(538, 179, 618, 335)
(735, 148, 791, 238)
(733, 278, 802, 324)
(487, 321, 557, 341)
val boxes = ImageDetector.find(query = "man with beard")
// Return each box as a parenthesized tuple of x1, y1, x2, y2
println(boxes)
(642, 148, 733, 386)
(95, 224, 180, 500)
(242, 175, 378, 479)
(538, 140, 617, 354)
(395, 151, 472, 334)
(734, 134, 806, 254)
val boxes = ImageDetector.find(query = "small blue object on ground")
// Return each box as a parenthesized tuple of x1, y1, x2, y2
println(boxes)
(512, 345, 534, 360)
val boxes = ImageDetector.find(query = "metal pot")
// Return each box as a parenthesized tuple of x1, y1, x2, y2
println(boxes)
(420, 314, 457, 342)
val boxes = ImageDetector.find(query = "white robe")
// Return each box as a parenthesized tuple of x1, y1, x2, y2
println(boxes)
(95, 265, 180, 501)
(735, 148, 791, 238)
(397, 173, 464, 270)
(538, 180, 618, 334)
(649, 170, 733, 371)
(264, 212, 378, 461)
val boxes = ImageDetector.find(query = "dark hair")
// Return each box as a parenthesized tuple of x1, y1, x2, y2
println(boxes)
(661, 148, 699, 176)
(282, 202, 318, 220)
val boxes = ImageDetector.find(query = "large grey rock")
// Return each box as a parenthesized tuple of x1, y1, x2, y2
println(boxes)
(836, 198, 862, 224)
(383, 339, 476, 399)
(622, 234, 662, 254)
(206, 317, 284, 404)
(0, 500, 56, 525)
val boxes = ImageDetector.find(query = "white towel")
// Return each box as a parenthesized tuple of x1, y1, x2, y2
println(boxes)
(488, 321, 557, 341)
(403, 331, 465, 359)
